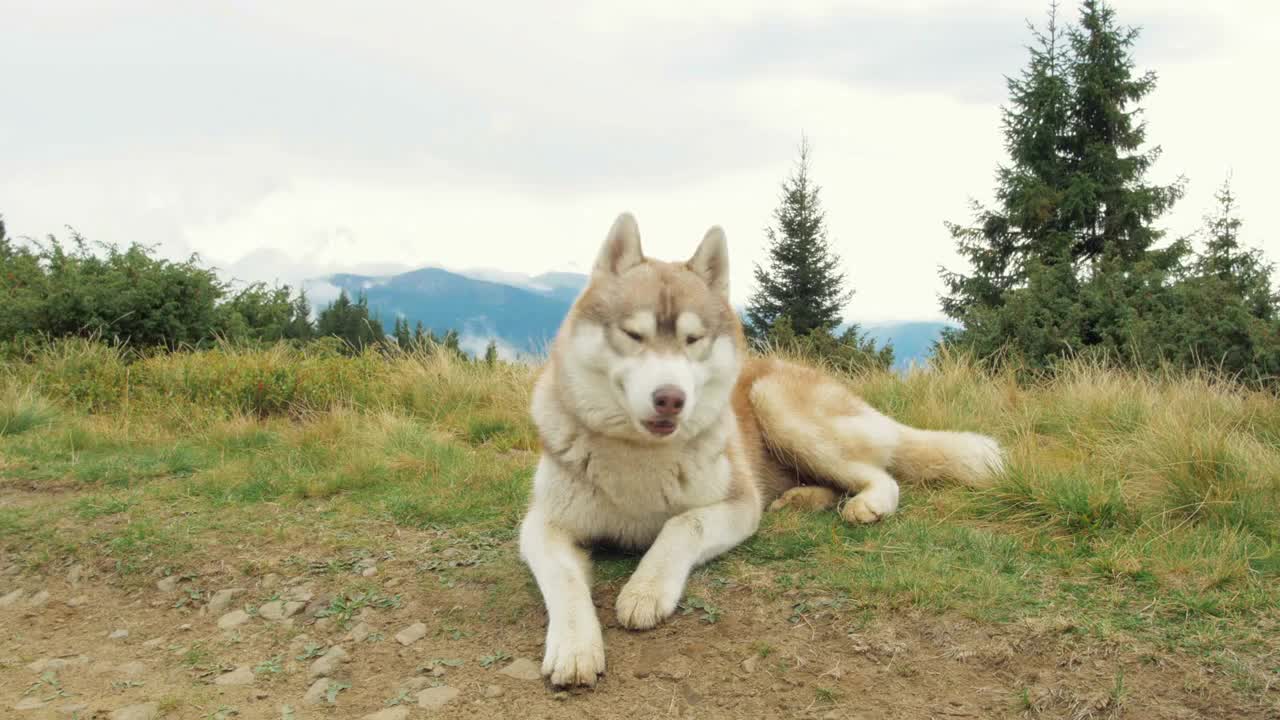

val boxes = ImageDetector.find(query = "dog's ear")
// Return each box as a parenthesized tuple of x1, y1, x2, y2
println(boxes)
(687, 226, 729, 299)
(593, 212, 645, 276)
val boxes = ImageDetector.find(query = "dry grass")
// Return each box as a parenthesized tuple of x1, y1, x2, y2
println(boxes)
(1, 340, 1277, 698)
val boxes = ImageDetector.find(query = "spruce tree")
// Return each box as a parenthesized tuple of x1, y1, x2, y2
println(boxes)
(941, 1, 1071, 327)
(940, 0, 1186, 370)
(484, 339, 499, 365)
(1062, 0, 1183, 265)
(746, 137, 853, 338)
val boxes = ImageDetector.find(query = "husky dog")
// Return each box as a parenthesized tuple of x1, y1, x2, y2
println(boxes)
(519, 213, 1003, 686)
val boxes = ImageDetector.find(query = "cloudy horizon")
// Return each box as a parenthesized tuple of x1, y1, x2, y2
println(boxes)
(4, 1, 1277, 324)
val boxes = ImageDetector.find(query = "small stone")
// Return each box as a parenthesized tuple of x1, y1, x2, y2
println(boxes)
(498, 658, 541, 681)
(178, 623, 193, 632)
(285, 586, 314, 603)
(117, 661, 146, 677)
(27, 590, 50, 607)
(553, 691, 570, 701)
(259, 601, 287, 621)
(822, 712, 841, 720)
(483, 685, 504, 699)
(110, 628, 130, 640)
(156, 576, 178, 593)
(66, 596, 88, 608)
(67, 565, 83, 585)
(254, 691, 270, 700)
(142, 637, 165, 648)
(110, 702, 159, 720)
(741, 655, 759, 674)
(416, 686, 459, 709)
(302, 678, 337, 705)
(309, 645, 349, 678)
(218, 609, 251, 629)
(207, 588, 244, 615)
(214, 665, 255, 686)
(261, 573, 281, 589)
(346, 622, 372, 643)
(14, 697, 45, 711)
(385, 578, 402, 589)
(430, 665, 446, 678)
(361, 567, 377, 577)
(394, 622, 427, 646)
(0, 589, 24, 607)
(361, 708, 409, 720)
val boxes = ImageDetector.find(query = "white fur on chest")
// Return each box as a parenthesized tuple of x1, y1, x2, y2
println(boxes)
(534, 432, 733, 549)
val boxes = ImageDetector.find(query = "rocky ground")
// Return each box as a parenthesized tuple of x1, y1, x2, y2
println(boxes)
(3, 525, 1274, 720)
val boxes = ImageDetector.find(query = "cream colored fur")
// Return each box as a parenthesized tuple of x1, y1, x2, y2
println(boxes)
(518, 213, 1004, 687)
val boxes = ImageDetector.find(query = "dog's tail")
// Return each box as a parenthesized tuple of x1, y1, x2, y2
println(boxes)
(887, 425, 1004, 487)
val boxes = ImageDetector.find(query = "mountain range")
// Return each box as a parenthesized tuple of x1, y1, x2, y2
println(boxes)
(309, 266, 953, 367)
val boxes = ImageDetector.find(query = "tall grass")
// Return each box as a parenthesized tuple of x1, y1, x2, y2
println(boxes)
(1, 339, 1277, 682)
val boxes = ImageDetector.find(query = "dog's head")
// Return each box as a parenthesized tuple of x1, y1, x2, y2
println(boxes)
(555, 213, 745, 443)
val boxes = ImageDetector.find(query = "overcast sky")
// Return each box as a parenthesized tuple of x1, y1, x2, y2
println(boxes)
(3, 1, 1276, 323)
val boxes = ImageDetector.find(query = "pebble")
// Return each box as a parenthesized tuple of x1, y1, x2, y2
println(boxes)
(741, 655, 759, 674)
(309, 645, 349, 678)
(498, 658, 541, 681)
(416, 686, 460, 709)
(361, 708, 409, 720)
(346, 622, 372, 643)
(217, 610, 251, 630)
(302, 678, 338, 705)
(0, 589, 24, 607)
(483, 685, 504, 699)
(259, 600, 306, 621)
(27, 590, 50, 607)
(261, 573, 281, 589)
(156, 577, 178, 593)
(109, 628, 130, 640)
(207, 588, 244, 615)
(66, 596, 88, 608)
(361, 566, 377, 577)
(214, 665, 255, 686)
(142, 637, 165, 648)
(385, 577, 402, 588)
(109, 702, 159, 720)
(400, 677, 430, 691)
(394, 622, 427, 646)
(67, 565, 83, 585)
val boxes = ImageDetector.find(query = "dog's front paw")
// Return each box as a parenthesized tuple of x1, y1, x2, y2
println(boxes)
(616, 577, 678, 630)
(542, 622, 605, 687)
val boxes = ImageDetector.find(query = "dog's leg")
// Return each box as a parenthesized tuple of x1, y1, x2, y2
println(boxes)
(519, 506, 605, 687)
(615, 495, 760, 630)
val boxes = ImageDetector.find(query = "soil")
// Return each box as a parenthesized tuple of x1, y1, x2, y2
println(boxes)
(1, 523, 1274, 720)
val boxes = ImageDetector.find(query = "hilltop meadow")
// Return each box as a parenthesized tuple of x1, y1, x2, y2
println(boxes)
(1, 340, 1277, 719)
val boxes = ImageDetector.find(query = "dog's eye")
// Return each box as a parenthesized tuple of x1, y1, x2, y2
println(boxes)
(623, 329, 644, 343)
(685, 335, 703, 346)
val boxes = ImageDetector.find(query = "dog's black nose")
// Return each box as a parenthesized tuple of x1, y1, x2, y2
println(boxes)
(652, 385, 686, 416)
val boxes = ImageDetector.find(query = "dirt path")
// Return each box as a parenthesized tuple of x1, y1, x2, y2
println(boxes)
(1, 523, 1270, 720)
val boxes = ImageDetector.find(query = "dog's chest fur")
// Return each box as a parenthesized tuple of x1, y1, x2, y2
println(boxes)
(537, 419, 736, 549)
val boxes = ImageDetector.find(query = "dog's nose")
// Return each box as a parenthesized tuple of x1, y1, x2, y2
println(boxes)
(652, 385, 686, 416)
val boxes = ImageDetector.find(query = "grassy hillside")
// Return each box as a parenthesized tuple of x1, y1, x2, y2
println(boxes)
(1, 341, 1277, 716)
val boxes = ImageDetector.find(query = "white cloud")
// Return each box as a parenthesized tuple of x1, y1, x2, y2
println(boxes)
(1, 1, 1276, 325)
